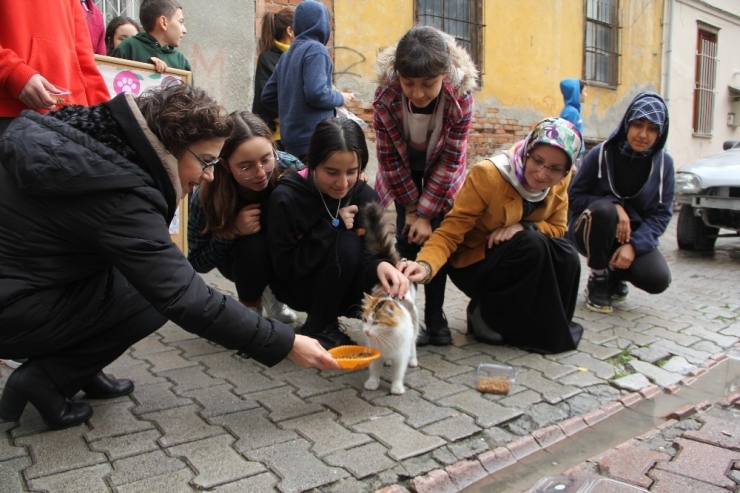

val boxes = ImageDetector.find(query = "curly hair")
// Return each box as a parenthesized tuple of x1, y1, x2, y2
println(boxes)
(135, 84, 234, 156)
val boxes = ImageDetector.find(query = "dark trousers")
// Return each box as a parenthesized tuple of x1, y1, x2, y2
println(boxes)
(449, 230, 583, 354)
(216, 231, 271, 303)
(571, 198, 671, 294)
(394, 170, 448, 318)
(0, 268, 166, 397)
(272, 231, 365, 328)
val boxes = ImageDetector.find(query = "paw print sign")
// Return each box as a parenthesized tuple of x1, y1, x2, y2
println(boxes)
(113, 71, 142, 95)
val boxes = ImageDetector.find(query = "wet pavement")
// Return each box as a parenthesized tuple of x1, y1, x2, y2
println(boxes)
(2, 149, 740, 492)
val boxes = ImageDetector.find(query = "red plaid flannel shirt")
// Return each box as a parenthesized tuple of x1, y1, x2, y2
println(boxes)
(373, 80, 473, 217)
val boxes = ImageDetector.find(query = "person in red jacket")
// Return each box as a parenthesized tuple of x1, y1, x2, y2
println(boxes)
(0, 0, 110, 135)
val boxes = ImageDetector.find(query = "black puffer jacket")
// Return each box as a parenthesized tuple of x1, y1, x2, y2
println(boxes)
(0, 93, 294, 366)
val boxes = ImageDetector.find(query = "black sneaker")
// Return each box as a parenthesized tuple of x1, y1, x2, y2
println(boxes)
(609, 278, 629, 301)
(425, 309, 452, 346)
(416, 323, 430, 347)
(584, 273, 613, 313)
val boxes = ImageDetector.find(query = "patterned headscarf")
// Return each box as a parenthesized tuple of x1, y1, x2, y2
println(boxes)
(619, 94, 668, 159)
(501, 117, 582, 201)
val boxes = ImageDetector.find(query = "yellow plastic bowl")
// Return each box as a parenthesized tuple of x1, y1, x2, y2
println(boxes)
(328, 345, 381, 370)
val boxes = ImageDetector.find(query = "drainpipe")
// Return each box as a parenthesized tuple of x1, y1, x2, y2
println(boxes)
(664, 0, 675, 103)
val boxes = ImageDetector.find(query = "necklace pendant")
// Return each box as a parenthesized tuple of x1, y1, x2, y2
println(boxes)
(331, 218, 340, 228)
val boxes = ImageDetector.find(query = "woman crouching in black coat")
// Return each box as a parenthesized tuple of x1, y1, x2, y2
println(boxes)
(0, 85, 340, 430)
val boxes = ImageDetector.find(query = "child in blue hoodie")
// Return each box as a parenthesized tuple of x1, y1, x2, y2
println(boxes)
(260, 0, 353, 160)
(568, 92, 674, 314)
(559, 78, 587, 162)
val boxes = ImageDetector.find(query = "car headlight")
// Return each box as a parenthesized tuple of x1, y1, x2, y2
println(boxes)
(675, 173, 702, 194)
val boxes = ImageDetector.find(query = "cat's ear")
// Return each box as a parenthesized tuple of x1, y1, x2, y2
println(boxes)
(363, 292, 374, 304)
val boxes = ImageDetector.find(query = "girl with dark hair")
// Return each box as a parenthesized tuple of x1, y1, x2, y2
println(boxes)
(251, 7, 295, 147)
(105, 16, 141, 55)
(373, 25, 478, 347)
(402, 118, 585, 354)
(0, 85, 339, 430)
(568, 91, 673, 314)
(188, 110, 299, 323)
(268, 117, 410, 349)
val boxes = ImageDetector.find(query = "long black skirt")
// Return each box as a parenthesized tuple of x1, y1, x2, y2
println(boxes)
(449, 230, 583, 354)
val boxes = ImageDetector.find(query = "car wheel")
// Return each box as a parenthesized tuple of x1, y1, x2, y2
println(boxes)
(677, 204, 718, 251)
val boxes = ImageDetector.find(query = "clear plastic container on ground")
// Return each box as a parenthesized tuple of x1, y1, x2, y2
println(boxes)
(476, 362, 516, 395)
(528, 476, 648, 493)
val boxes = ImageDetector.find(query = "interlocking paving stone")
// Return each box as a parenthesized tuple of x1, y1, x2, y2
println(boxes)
(130, 381, 193, 415)
(222, 369, 286, 395)
(627, 360, 684, 388)
(0, 422, 26, 461)
(308, 388, 393, 426)
(209, 408, 298, 452)
(84, 401, 154, 442)
(374, 390, 456, 427)
(210, 471, 280, 492)
(660, 355, 695, 375)
(420, 414, 481, 441)
(105, 351, 146, 372)
(0, 457, 31, 493)
(196, 351, 261, 376)
(468, 344, 528, 362)
(439, 389, 523, 428)
(281, 409, 372, 456)
(415, 379, 470, 401)
(424, 344, 482, 362)
(109, 361, 167, 386)
(324, 441, 396, 478)
(130, 334, 171, 357)
(248, 386, 323, 422)
(654, 437, 740, 489)
(26, 463, 112, 493)
(245, 438, 349, 492)
(159, 365, 223, 392)
(157, 323, 199, 343)
(141, 404, 225, 447)
(171, 337, 227, 358)
(499, 389, 542, 408)
(649, 469, 729, 493)
(417, 353, 473, 379)
(167, 434, 264, 489)
(509, 353, 576, 379)
(115, 468, 193, 493)
(16, 427, 106, 479)
(143, 349, 199, 373)
(557, 352, 616, 379)
(596, 444, 671, 488)
(284, 369, 346, 398)
(683, 414, 740, 451)
(645, 326, 701, 347)
(684, 325, 739, 347)
(631, 345, 673, 364)
(719, 322, 740, 337)
(109, 449, 188, 486)
(608, 327, 660, 346)
(353, 415, 445, 460)
(88, 429, 162, 460)
(581, 329, 618, 344)
(180, 383, 259, 418)
(516, 370, 582, 404)
(558, 369, 604, 388)
(402, 367, 444, 389)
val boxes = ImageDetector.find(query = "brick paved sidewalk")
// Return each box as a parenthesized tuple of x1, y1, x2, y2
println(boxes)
(1, 216, 739, 493)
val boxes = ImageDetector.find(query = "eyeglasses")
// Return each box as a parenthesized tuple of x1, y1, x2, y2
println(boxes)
(236, 151, 277, 180)
(526, 154, 567, 177)
(185, 146, 220, 172)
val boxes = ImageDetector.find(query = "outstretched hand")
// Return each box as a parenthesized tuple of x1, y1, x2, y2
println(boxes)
(18, 74, 58, 110)
(288, 335, 342, 370)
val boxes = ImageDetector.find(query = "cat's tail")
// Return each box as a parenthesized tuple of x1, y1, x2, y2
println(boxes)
(359, 201, 400, 265)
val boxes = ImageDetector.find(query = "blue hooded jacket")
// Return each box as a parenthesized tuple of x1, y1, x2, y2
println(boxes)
(567, 91, 675, 257)
(560, 78, 584, 154)
(260, 0, 344, 157)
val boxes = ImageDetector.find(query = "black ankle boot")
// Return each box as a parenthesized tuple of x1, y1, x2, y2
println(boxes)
(416, 323, 430, 347)
(0, 363, 92, 429)
(425, 309, 452, 346)
(82, 372, 134, 399)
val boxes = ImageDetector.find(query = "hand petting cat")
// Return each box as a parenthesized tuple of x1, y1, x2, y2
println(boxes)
(376, 262, 410, 299)
(398, 260, 428, 284)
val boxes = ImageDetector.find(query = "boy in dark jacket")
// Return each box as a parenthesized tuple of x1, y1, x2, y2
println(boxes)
(112, 0, 191, 74)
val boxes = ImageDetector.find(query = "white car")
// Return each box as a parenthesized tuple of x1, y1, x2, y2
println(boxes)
(675, 140, 740, 250)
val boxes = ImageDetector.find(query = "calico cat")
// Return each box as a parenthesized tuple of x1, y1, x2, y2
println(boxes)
(358, 202, 419, 395)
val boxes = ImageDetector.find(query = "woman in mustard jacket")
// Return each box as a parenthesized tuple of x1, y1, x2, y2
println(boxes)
(402, 118, 584, 354)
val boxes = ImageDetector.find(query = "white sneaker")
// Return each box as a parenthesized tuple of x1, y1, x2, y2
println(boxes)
(262, 286, 297, 324)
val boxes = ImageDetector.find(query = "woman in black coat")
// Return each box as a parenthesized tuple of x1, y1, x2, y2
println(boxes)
(0, 85, 339, 430)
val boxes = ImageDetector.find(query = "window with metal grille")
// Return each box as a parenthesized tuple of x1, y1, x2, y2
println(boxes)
(94, 0, 139, 23)
(415, 0, 485, 78)
(583, 0, 620, 87)
(692, 27, 718, 136)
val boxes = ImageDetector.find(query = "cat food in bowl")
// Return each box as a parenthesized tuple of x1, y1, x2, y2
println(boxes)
(476, 362, 516, 395)
(328, 345, 380, 370)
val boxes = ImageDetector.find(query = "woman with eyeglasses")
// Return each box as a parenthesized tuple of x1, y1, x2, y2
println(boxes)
(188, 110, 299, 323)
(0, 85, 340, 431)
(401, 118, 585, 354)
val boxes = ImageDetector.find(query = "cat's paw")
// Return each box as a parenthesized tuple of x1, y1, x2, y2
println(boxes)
(390, 383, 405, 395)
(364, 377, 380, 391)
(409, 358, 418, 368)
(384, 360, 392, 367)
